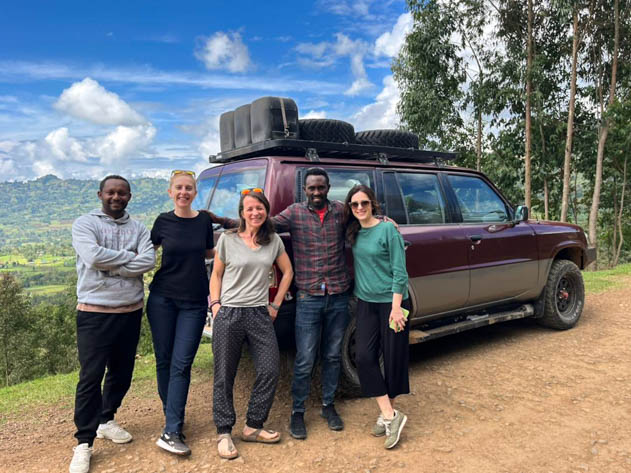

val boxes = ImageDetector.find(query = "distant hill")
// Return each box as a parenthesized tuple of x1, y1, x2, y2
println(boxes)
(0, 175, 171, 248)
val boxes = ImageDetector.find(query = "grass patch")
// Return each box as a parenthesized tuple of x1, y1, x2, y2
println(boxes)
(0, 344, 213, 419)
(25, 284, 68, 295)
(583, 263, 631, 294)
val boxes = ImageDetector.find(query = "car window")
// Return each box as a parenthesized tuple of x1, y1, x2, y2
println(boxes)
(447, 174, 509, 223)
(398, 173, 446, 224)
(382, 172, 407, 224)
(209, 166, 266, 219)
(192, 175, 218, 210)
(320, 168, 374, 202)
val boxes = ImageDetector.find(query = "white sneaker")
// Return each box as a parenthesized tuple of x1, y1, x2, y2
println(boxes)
(69, 443, 93, 473)
(96, 419, 133, 444)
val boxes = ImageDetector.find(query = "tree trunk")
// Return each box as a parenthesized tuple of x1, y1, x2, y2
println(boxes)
(561, 6, 580, 222)
(613, 157, 627, 267)
(476, 107, 482, 172)
(544, 177, 549, 220)
(524, 0, 533, 210)
(587, 0, 619, 269)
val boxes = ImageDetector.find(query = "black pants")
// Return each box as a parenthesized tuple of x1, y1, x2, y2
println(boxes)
(74, 309, 142, 446)
(355, 299, 410, 399)
(212, 306, 280, 434)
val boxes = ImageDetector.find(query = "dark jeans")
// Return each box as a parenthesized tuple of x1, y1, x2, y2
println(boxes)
(291, 290, 350, 412)
(74, 309, 142, 446)
(146, 292, 207, 434)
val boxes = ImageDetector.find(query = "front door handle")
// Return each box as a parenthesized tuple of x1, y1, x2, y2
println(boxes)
(470, 234, 482, 244)
(403, 240, 412, 250)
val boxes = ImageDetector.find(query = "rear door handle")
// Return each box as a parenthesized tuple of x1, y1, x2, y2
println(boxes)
(470, 234, 482, 243)
(403, 240, 412, 250)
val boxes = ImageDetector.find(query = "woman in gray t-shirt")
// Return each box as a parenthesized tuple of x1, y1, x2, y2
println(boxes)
(209, 188, 293, 460)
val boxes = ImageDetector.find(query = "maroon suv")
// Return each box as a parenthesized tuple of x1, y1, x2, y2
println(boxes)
(196, 101, 595, 392)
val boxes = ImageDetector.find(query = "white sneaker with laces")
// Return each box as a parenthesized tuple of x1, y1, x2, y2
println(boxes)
(96, 419, 133, 444)
(69, 443, 93, 473)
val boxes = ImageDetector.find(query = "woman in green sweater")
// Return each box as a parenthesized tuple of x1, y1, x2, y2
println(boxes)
(344, 184, 409, 450)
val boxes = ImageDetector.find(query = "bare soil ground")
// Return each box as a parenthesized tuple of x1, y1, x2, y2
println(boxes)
(2, 280, 631, 473)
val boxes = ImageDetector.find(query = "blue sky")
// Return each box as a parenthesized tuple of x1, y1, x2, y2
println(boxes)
(0, 0, 413, 181)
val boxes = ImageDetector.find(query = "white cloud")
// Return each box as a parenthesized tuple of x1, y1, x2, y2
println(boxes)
(195, 32, 252, 73)
(352, 75, 400, 130)
(44, 127, 87, 161)
(296, 33, 374, 96)
(302, 110, 327, 119)
(0, 60, 344, 95)
(54, 77, 146, 126)
(95, 124, 157, 164)
(346, 78, 373, 96)
(374, 13, 412, 58)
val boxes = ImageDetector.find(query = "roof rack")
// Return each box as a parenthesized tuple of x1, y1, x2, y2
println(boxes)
(209, 139, 457, 164)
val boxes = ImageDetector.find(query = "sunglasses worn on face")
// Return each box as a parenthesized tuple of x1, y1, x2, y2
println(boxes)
(171, 170, 196, 178)
(349, 200, 371, 209)
(241, 187, 264, 195)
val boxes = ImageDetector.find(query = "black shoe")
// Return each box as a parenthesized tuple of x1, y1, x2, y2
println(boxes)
(289, 412, 307, 439)
(321, 404, 344, 431)
(156, 432, 191, 456)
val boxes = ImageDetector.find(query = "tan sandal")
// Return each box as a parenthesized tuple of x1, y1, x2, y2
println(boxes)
(240, 428, 281, 444)
(217, 433, 238, 459)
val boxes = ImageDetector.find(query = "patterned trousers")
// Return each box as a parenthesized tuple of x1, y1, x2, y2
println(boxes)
(212, 306, 280, 434)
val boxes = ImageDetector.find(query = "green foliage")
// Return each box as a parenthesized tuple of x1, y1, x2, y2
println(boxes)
(0, 175, 170, 249)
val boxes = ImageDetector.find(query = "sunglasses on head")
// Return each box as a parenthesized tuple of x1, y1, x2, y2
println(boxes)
(171, 170, 196, 178)
(241, 187, 264, 195)
(349, 200, 371, 209)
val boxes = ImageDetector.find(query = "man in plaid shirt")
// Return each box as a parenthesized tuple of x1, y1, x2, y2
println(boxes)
(210, 167, 350, 439)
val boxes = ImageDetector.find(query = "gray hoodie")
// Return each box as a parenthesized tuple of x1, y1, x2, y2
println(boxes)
(72, 209, 155, 307)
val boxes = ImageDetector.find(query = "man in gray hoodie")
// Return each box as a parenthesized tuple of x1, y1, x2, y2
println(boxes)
(69, 175, 155, 473)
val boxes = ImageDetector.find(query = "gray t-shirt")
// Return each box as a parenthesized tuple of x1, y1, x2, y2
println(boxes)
(216, 231, 285, 307)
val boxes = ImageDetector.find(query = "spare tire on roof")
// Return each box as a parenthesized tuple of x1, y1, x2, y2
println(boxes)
(355, 129, 419, 149)
(299, 119, 355, 143)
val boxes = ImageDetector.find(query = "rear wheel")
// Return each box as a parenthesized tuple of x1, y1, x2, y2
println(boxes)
(537, 259, 585, 329)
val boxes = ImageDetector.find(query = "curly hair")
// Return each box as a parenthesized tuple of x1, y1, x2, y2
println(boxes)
(344, 184, 381, 246)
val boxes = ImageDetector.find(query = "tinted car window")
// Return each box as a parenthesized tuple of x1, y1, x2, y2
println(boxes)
(209, 167, 266, 219)
(398, 173, 446, 224)
(382, 172, 407, 224)
(320, 168, 374, 202)
(192, 175, 218, 210)
(447, 174, 509, 223)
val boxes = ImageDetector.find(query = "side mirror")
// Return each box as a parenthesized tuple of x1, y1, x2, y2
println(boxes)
(514, 205, 529, 223)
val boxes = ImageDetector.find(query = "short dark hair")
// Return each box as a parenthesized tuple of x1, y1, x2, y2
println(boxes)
(100, 175, 131, 192)
(303, 167, 329, 187)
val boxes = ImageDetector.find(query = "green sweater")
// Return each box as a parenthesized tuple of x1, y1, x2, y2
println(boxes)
(351, 221, 409, 303)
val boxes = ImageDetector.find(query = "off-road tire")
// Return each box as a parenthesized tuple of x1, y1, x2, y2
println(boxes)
(355, 129, 419, 149)
(299, 119, 356, 143)
(537, 259, 585, 329)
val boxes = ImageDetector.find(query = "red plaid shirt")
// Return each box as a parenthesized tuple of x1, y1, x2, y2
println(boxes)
(273, 200, 351, 295)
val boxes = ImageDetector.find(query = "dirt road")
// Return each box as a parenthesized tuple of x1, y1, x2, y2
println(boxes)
(2, 281, 631, 473)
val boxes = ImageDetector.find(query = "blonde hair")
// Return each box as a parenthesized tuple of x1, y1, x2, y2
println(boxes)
(169, 172, 197, 190)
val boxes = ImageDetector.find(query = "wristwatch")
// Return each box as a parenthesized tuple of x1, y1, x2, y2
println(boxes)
(269, 302, 280, 311)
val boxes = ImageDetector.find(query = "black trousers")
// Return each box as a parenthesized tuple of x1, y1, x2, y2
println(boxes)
(212, 306, 280, 434)
(355, 299, 410, 399)
(74, 309, 142, 446)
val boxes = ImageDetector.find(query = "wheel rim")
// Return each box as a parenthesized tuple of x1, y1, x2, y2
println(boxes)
(556, 275, 576, 315)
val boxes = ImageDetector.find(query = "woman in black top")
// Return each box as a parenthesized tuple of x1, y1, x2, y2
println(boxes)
(147, 170, 214, 457)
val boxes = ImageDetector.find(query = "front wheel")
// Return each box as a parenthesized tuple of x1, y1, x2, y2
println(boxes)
(537, 259, 585, 329)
